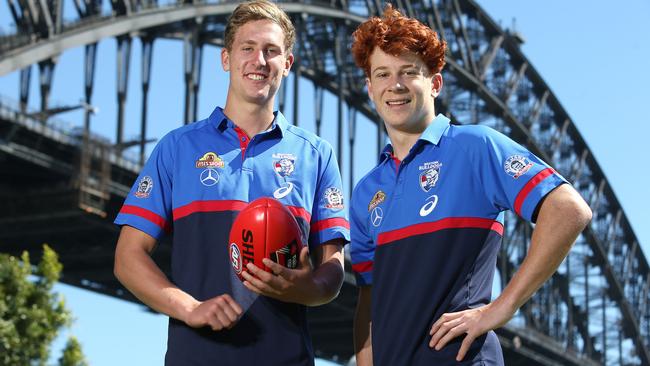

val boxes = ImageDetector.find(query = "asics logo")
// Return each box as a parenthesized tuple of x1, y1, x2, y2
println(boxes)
(273, 182, 294, 199)
(419, 195, 439, 217)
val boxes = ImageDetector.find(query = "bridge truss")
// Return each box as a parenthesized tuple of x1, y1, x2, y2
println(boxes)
(0, 0, 648, 364)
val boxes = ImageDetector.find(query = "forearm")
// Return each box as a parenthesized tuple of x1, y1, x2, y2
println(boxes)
(354, 286, 373, 366)
(307, 257, 345, 306)
(493, 185, 591, 315)
(114, 227, 198, 322)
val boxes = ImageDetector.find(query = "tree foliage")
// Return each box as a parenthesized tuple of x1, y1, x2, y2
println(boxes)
(0, 245, 88, 366)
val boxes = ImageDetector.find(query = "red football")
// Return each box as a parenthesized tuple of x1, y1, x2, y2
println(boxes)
(229, 197, 304, 281)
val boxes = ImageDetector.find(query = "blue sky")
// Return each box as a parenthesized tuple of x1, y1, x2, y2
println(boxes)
(1, 1, 649, 365)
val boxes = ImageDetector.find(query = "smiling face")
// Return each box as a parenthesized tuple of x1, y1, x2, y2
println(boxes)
(366, 48, 442, 135)
(221, 19, 294, 108)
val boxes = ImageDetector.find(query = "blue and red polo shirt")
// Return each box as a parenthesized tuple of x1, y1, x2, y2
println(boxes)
(350, 114, 566, 366)
(115, 107, 350, 366)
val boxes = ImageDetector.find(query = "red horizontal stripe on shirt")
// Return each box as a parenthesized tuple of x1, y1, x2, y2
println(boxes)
(311, 217, 350, 233)
(377, 217, 503, 246)
(173, 200, 248, 221)
(514, 168, 554, 216)
(287, 206, 312, 224)
(352, 261, 373, 274)
(120, 205, 171, 233)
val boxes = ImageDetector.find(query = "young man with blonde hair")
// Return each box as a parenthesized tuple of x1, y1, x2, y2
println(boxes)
(349, 5, 591, 365)
(114, 1, 349, 364)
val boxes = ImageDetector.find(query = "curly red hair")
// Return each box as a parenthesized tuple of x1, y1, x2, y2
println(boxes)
(352, 5, 447, 76)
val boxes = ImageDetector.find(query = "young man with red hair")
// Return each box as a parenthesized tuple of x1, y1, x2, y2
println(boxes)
(349, 5, 592, 365)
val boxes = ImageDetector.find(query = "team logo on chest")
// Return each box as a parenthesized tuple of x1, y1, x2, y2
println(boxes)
(368, 191, 386, 211)
(418, 161, 442, 192)
(134, 176, 153, 198)
(504, 155, 533, 179)
(323, 187, 344, 210)
(272, 153, 296, 177)
(196, 152, 225, 169)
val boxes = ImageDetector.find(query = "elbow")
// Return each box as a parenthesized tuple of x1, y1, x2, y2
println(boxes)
(573, 194, 593, 231)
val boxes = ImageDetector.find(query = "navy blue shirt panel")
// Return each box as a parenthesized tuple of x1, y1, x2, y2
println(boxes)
(350, 115, 566, 366)
(115, 107, 349, 366)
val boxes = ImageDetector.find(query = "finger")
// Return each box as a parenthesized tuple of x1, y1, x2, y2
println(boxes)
(429, 317, 462, 347)
(217, 299, 242, 323)
(220, 294, 243, 315)
(242, 280, 262, 295)
(241, 270, 270, 290)
(430, 312, 460, 335)
(434, 324, 465, 351)
(262, 258, 286, 276)
(456, 333, 476, 361)
(245, 262, 272, 280)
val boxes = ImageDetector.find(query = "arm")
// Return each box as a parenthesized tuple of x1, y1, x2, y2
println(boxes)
(241, 238, 345, 306)
(114, 225, 242, 330)
(354, 286, 373, 366)
(429, 184, 592, 360)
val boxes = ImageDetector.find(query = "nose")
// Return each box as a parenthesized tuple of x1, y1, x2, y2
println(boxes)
(253, 49, 267, 67)
(388, 78, 406, 92)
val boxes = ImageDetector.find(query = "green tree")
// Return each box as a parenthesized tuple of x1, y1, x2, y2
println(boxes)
(0, 244, 88, 366)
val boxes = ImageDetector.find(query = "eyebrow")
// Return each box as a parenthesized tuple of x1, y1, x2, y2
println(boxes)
(239, 39, 283, 49)
(371, 63, 419, 74)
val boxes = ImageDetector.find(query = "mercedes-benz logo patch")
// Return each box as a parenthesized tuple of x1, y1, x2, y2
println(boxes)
(371, 207, 384, 227)
(200, 168, 219, 186)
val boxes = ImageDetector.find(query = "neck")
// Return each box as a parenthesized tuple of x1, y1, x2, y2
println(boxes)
(223, 97, 276, 137)
(386, 128, 423, 161)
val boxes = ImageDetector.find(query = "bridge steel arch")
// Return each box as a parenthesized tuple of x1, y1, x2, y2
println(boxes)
(1, 0, 649, 364)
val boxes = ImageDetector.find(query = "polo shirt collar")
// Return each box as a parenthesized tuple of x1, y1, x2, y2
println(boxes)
(379, 114, 451, 163)
(211, 106, 287, 137)
(419, 114, 450, 145)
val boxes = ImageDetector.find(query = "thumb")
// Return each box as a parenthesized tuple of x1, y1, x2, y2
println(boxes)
(298, 246, 311, 269)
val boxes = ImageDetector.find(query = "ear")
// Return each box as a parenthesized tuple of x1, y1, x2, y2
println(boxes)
(431, 73, 443, 97)
(282, 53, 295, 77)
(221, 48, 230, 72)
(365, 77, 373, 100)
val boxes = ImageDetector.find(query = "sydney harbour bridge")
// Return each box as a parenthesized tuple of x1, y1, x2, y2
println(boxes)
(0, 0, 648, 364)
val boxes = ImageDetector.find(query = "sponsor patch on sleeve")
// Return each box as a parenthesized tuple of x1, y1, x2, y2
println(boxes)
(323, 187, 344, 210)
(135, 176, 153, 198)
(504, 155, 534, 179)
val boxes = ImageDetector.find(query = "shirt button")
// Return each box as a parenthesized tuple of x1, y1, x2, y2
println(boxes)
(241, 136, 247, 142)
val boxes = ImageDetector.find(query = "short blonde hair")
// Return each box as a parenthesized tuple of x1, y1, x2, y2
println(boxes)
(224, 0, 296, 53)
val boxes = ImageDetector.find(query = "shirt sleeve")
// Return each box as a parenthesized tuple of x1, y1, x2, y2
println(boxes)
(461, 125, 567, 222)
(114, 132, 175, 239)
(349, 184, 375, 286)
(308, 140, 350, 248)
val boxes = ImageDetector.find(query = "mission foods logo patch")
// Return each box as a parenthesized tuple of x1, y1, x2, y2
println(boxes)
(504, 155, 533, 179)
(368, 191, 386, 211)
(324, 187, 344, 210)
(135, 176, 153, 198)
(419, 161, 442, 192)
(196, 152, 224, 169)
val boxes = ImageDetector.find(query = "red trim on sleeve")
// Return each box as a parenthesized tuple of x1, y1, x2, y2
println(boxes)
(173, 200, 248, 220)
(377, 217, 503, 246)
(352, 261, 373, 274)
(287, 206, 312, 224)
(120, 205, 171, 233)
(310, 217, 351, 232)
(514, 168, 555, 216)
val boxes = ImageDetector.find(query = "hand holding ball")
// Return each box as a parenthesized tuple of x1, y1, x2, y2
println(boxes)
(229, 197, 304, 281)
